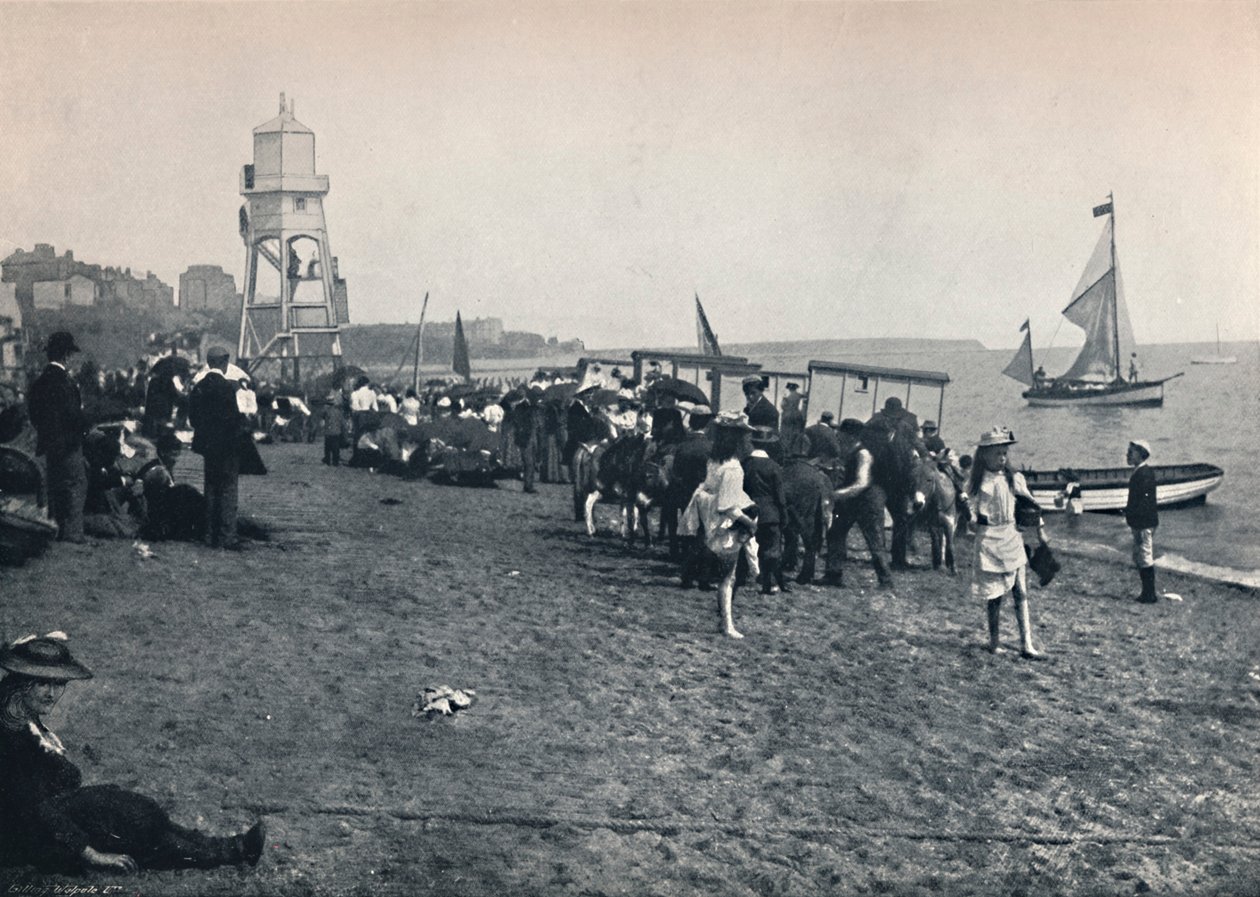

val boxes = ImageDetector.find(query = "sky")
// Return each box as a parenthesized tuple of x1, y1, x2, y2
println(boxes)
(0, 1, 1256, 350)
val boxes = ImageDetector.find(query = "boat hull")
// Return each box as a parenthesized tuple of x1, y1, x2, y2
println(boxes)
(1023, 380, 1165, 407)
(1021, 463, 1224, 513)
(1190, 357, 1237, 365)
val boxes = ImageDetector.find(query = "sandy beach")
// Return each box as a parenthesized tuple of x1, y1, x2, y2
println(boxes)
(2, 442, 1257, 897)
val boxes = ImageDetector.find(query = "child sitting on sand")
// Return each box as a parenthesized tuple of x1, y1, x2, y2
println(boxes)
(966, 427, 1046, 659)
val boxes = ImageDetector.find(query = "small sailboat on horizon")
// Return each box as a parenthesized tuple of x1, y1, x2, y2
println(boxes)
(1190, 324, 1237, 365)
(1004, 195, 1182, 407)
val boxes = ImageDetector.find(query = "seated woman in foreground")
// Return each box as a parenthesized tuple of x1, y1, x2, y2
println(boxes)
(0, 633, 264, 873)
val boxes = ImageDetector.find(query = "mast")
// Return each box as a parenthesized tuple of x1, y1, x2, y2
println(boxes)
(1108, 192, 1119, 382)
(412, 291, 429, 394)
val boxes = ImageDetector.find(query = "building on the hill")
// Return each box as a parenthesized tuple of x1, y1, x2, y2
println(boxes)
(1, 244, 173, 311)
(33, 274, 97, 309)
(99, 269, 173, 309)
(179, 265, 240, 313)
(0, 282, 23, 380)
(424, 316, 505, 347)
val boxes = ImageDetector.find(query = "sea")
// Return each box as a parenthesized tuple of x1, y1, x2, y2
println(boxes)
(735, 340, 1260, 583)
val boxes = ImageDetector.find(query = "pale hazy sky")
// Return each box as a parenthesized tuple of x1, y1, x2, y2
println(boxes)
(1, 1, 1256, 350)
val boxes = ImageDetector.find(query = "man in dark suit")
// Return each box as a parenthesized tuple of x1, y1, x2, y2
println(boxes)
(27, 332, 89, 543)
(742, 376, 779, 431)
(672, 405, 714, 584)
(511, 387, 543, 494)
(1125, 439, 1160, 603)
(743, 426, 790, 594)
(188, 347, 246, 548)
(805, 411, 843, 461)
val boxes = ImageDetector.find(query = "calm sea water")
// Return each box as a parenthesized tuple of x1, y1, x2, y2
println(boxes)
(743, 341, 1260, 576)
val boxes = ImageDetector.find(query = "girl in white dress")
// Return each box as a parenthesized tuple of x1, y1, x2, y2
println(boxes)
(966, 427, 1046, 659)
(680, 412, 758, 639)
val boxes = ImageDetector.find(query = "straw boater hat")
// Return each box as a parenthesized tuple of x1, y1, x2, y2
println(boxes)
(712, 410, 754, 431)
(740, 375, 765, 390)
(1129, 439, 1151, 458)
(923, 420, 938, 431)
(977, 426, 1016, 447)
(0, 632, 93, 681)
(750, 425, 779, 444)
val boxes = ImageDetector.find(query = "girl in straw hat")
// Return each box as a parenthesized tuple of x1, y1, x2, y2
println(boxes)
(966, 428, 1047, 659)
(0, 633, 265, 872)
(679, 411, 759, 638)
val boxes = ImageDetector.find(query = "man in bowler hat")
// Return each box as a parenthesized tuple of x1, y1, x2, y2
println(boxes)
(26, 332, 89, 543)
(188, 347, 246, 548)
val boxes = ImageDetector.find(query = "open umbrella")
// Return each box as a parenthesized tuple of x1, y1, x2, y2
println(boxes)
(578, 387, 622, 408)
(312, 365, 366, 397)
(542, 382, 579, 404)
(649, 376, 708, 405)
(150, 355, 193, 381)
(446, 382, 479, 399)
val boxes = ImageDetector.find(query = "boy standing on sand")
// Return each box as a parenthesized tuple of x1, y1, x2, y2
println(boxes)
(1126, 439, 1160, 603)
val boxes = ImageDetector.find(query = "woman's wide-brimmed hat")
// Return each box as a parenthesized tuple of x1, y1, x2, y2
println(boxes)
(977, 426, 1016, 447)
(0, 632, 93, 681)
(712, 410, 754, 431)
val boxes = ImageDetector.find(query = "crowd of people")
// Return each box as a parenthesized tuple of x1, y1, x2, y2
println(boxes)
(0, 328, 1173, 878)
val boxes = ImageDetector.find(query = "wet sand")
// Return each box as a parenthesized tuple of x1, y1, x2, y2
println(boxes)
(2, 443, 1257, 896)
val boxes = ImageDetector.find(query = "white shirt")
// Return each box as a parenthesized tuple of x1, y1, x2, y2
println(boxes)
(350, 386, 378, 413)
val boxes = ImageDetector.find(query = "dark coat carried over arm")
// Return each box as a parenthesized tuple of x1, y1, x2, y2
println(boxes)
(188, 373, 245, 459)
(26, 365, 88, 458)
(742, 454, 787, 525)
(1125, 464, 1159, 530)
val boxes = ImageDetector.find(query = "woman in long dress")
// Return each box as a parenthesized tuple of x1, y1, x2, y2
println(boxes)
(680, 412, 759, 639)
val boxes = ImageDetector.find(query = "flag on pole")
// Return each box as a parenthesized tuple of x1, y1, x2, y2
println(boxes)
(452, 311, 471, 381)
(1092, 201, 1113, 218)
(1020, 318, 1030, 332)
(695, 294, 721, 356)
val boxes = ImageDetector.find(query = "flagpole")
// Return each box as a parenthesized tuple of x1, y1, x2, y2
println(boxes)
(412, 291, 428, 394)
(1108, 192, 1119, 382)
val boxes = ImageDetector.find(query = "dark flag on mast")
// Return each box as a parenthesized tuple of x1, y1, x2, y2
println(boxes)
(695, 294, 721, 356)
(452, 311, 472, 381)
(1092, 201, 1113, 218)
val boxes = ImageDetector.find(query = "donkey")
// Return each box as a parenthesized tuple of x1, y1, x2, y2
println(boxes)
(576, 432, 665, 547)
(909, 455, 960, 575)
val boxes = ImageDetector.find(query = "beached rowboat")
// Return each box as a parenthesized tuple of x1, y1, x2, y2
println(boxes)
(1021, 463, 1224, 513)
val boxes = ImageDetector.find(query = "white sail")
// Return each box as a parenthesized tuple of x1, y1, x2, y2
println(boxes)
(1060, 219, 1134, 382)
(1003, 327, 1035, 386)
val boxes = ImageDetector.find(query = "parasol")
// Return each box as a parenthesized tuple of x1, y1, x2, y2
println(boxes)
(542, 382, 579, 404)
(648, 377, 708, 405)
(578, 387, 622, 408)
(150, 355, 193, 381)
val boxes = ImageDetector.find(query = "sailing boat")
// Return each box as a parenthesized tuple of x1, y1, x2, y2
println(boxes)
(1004, 195, 1182, 407)
(1190, 324, 1236, 365)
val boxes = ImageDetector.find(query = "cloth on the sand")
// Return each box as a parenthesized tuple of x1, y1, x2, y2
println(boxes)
(412, 685, 476, 720)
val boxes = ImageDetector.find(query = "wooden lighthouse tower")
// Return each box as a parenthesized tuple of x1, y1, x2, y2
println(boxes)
(237, 93, 349, 379)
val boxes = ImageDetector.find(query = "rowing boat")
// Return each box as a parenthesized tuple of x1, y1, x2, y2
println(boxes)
(1021, 463, 1224, 513)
